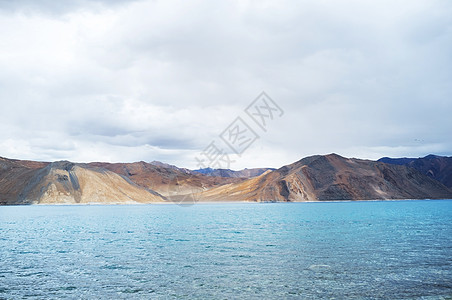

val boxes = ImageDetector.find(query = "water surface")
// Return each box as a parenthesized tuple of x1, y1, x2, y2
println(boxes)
(1, 200, 451, 299)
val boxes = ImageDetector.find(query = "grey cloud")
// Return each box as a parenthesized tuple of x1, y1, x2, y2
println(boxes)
(0, 0, 451, 168)
(0, 0, 141, 15)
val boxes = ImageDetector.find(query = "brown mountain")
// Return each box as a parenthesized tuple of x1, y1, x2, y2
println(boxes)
(0, 157, 165, 205)
(199, 154, 452, 202)
(407, 155, 452, 188)
(86, 161, 243, 198)
(1, 154, 451, 204)
(0, 157, 49, 204)
(380, 155, 452, 189)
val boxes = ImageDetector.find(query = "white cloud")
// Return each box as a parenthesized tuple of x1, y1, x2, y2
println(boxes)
(0, 0, 451, 169)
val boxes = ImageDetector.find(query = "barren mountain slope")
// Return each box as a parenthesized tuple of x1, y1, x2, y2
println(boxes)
(0, 158, 165, 204)
(379, 155, 452, 188)
(87, 161, 244, 196)
(200, 154, 452, 201)
(408, 155, 452, 188)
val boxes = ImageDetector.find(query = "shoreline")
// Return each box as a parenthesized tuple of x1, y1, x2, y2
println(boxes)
(1, 198, 451, 206)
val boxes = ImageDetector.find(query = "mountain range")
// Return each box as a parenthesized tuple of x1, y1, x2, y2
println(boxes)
(1, 154, 451, 205)
(192, 167, 273, 178)
(378, 155, 452, 188)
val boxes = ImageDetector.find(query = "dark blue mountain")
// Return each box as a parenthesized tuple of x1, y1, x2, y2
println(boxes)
(378, 157, 417, 165)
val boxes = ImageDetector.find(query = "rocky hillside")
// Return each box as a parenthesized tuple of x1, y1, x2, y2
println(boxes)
(408, 155, 452, 188)
(1, 154, 452, 204)
(87, 161, 243, 197)
(200, 154, 452, 201)
(0, 158, 165, 205)
(379, 155, 452, 188)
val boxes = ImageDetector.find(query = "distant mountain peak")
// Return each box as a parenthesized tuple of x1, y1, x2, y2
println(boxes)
(192, 167, 274, 178)
(423, 154, 440, 159)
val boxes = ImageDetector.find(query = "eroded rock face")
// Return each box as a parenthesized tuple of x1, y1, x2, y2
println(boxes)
(0, 158, 165, 204)
(408, 155, 452, 188)
(379, 155, 452, 188)
(0, 157, 48, 205)
(86, 161, 244, 197)
(199, 154, 452, 202)
(1, 154, 451, 204)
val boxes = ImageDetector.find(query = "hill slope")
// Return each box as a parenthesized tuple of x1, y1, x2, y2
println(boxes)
(407, 155, 452, 188)
(200, 154, 452, 201)
(2, 154, 452, 204)
(379, 155, 452, 188)
(0, 158, 165, 204)
(87, 161, 243, 197)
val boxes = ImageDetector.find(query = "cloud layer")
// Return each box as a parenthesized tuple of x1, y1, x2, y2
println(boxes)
(0, 0, 451, 169)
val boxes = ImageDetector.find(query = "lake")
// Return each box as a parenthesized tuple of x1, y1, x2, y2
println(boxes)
(1, 200, 451, 299)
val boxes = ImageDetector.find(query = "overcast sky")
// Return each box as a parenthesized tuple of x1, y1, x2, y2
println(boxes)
(0, 0, 451, 169)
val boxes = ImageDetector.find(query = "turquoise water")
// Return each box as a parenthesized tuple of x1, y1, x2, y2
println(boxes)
(1, 200, 451, 299)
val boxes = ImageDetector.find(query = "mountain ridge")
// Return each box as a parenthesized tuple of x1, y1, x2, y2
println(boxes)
(199, 154, 452, 202)
(378, 155, 452, 188)
(192, 167, 274, 178)
(0, 158, 165, 205)
(1, 154, 451, 204)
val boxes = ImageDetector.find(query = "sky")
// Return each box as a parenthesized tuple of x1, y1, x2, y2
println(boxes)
(0, 0, 451, 170)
